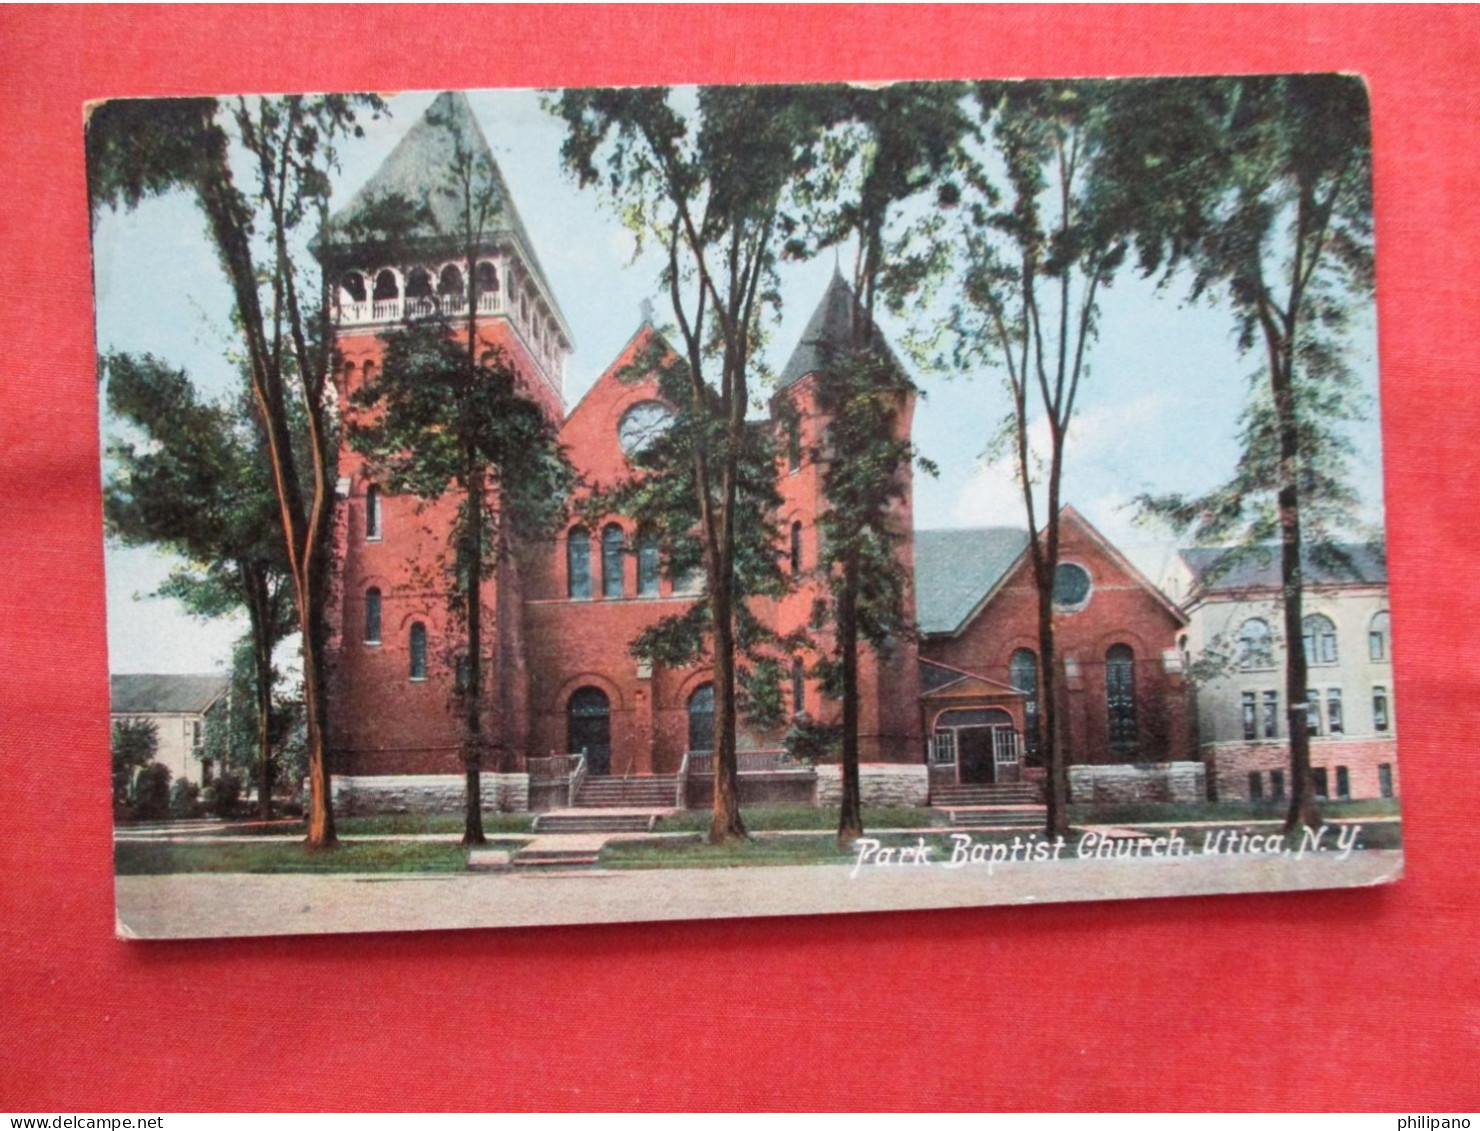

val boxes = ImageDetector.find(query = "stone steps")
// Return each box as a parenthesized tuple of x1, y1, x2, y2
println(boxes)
(932, 782, 1043, 807)
(575, 776, 681, 808)
(531, 808, 664, 834)
(947, 806, 1048, 829)
(512, 847, 602, 869)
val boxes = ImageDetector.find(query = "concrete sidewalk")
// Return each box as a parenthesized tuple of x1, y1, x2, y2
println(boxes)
(115, 847, 1402, 939)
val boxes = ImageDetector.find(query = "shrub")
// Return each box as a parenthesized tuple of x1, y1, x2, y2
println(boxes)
(783, 716, 841, 765)
(203, 773, 243, 818)
(133, 762, 172, 821)
(168, 779, 202, 819)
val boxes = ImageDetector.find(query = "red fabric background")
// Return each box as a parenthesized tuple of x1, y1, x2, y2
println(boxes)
(2, 5, 1476, 1111)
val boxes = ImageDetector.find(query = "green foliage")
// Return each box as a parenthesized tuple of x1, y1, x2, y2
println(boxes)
(133, 763, 173, 822)
(203, 773, 244, 819)
(737, 657, 787, 733)
(111, 718, 158, 806)
(782, 717, 841, 765)
(168, 779, 202, 820)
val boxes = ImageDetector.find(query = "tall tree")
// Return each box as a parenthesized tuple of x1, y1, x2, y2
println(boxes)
(1109, 75, 1375, 832)
(351, 327, 573, 845)
(103, 353, 296, 820)
(550, 86, 832, 842)
(788, 83, 968, 845)
(88, 94, 383, 847)
(111, 718, 159, 809)
(938, 81, 1130, 837)
(341, 92, 575, 845)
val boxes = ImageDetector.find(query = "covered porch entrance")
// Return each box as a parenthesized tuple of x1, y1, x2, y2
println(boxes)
(928, 707, 1023, 785)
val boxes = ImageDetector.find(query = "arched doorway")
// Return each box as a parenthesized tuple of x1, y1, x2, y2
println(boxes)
(687, 683, 715, 753)
(934, 707, 1018, 784)
(567, 686, 611, 776)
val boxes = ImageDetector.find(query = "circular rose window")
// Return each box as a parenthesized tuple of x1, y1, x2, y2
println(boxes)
(1052, 562, 1092, 610)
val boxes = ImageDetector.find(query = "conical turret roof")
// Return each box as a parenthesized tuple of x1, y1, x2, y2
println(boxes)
(327, 92, 555, 305)
(777, 268, 906, 389)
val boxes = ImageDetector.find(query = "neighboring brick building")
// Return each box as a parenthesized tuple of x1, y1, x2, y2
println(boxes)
(320, 92, 1203, 810)
(110, 673, 229, 787)
(914, 511, 1197, 801)
(1171, 546, 1399, 802)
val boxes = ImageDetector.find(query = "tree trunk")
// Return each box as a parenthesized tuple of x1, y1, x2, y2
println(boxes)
(463, 467, 488, 846)
(1038, 567, 1069, 837)
(708, 576, 747, 843)
(1275, 377, 1321, 834)
(253, 629, 275, 821)
(837, 546, 863, 847)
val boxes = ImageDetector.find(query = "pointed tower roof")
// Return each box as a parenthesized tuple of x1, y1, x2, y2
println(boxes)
(777, 269, 906, 389)
(328, 92, 556, 307)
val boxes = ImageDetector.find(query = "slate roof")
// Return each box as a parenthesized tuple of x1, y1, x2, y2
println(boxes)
(111, 674, 229, 716)
(914, 527, 1031, 636)
(1181, 543, 1387, 593)
(777, 270, 908, 389)
(327, 92, 556, 305)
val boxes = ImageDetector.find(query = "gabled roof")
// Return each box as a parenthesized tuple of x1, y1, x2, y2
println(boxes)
(914, 527, 1030, 636)
(328, 92, 558, 316)
(777, 269, 907, 390)
(1181, 543, 1387, 593)
(915, 508, 1187, 637)
(111, 674, 228, 716)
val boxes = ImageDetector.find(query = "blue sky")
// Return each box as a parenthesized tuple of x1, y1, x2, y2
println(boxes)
(94, 87, 1385, 674)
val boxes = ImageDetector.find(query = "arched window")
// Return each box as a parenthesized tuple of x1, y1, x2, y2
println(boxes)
(637, 529, 660, 597)
(365, 485, 381, 540)
(602, 524, 625, 599)
(791, 657, 805, 715)
(567, 528, 591, 599)
(790, 521, 803, 574)
(1106, 644, 1137, 756)
(364, 588, 381, 645)
(372, 270, 399, 301)
(340, 271, 367, 303)
(567, 686, 611, 776)
(1009, 648, 1040, 759)
(438, 264, 464, 298)
(688, 683, 715, 753)
(475, 261, 499, 297)
(1303, 614, 1338, 666)
(409, 622, 427, 681)
(1369, 611, 1391, 661)
(1237, 617, 1272, 669)
(405, 268, 433, 298)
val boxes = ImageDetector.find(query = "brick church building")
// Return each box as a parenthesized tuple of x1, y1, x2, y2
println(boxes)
(321, 93, 1196, 811)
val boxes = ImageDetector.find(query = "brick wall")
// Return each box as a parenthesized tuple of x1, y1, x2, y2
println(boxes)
(1207, 738, 1400, 801)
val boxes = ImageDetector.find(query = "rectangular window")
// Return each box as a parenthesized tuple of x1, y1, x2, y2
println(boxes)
(1262, 691, 1279, 739)
(1241, 692, 1257, 741)
(1306, 690, 1322, 736)
(1270, 768, 1286, 801)
(791, 658, 805, 715)
(1373, 686, 1389, 733)
(1248, 770, 1264, 801)
(1312, 767, 1329, 800)
(1336, 765, 1351, 801)
(1326, 689, 1343, 735)
(1379, 763, 1393, 799)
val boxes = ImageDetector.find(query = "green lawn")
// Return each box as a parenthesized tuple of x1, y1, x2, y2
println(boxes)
(1069, 798, 1401, 826)
(656, 805, 940, 833)
(114, 839, 498, 875)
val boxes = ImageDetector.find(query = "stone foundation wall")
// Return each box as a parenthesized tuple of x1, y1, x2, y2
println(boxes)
(1068, 762, 1205, 805)
(814, 763, 929, 809)
(332, 773, 530, 815)
(686, 772, 817, 810)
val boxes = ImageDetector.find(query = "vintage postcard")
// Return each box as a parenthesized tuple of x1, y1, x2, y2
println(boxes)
(93, 78, 1399, 939)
